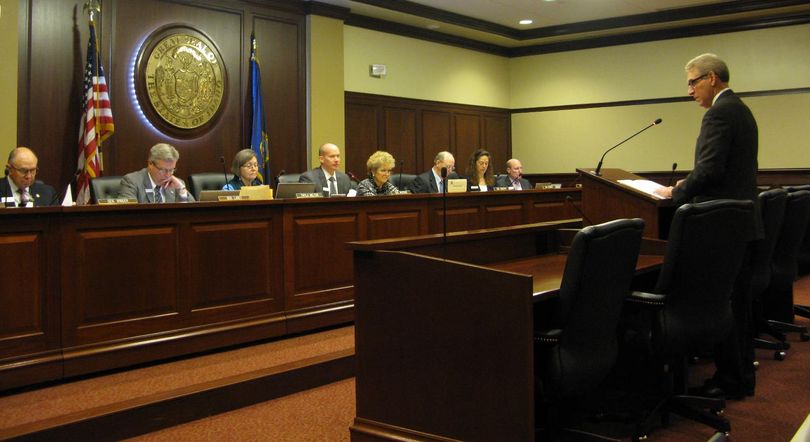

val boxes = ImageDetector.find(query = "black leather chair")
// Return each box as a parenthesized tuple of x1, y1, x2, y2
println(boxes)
(750, 189, 791, 360)
(762, 189, 810, 338)
(277, 173, 301, 184)
(533, 218, 644, 439)
(188, 172, 235, 201)
(90, 176, 124, 203)
(786, 185, 810, 317)
(389, 173, 417, 191)
(630, 199, 755, 440)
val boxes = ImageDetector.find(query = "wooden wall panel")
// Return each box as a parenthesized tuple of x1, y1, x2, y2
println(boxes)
(382, 108, 417, 178)
(366, 210, 422, 239)
(345, 92, 511, 178)
(484, 204, 524, 228)
(18, 0, 307, 195)
(346, 102, 380, 177)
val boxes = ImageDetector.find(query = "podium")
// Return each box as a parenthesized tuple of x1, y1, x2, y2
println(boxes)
(578, 168, 675, 239)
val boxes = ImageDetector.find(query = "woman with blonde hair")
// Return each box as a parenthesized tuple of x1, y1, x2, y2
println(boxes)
(356, 151, 401, 196)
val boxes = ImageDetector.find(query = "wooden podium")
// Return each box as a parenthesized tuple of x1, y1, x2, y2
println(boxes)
(577, 168, 675, 239)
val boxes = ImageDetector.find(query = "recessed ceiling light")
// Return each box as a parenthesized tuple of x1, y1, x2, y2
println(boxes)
(519, 19, 533, 25)
(426, 23, 440, 30)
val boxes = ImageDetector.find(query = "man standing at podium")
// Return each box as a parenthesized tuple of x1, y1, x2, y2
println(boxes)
(654, 53, 759, 400)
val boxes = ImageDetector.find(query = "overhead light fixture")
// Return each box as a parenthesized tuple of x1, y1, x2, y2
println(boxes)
(426, 23, 440, 30)
(519, 19, 533, 25)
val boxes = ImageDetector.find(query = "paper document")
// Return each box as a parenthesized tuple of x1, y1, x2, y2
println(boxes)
(618, 179, 666, 199)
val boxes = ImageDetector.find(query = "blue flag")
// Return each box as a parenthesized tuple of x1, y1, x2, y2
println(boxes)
(249, 32, 270, 182)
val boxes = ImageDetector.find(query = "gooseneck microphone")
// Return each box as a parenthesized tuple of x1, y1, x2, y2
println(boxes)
(220, 156, 230, 189)
(667, 162, 678, 186)
(397, 160, 404, 190)
(566, 195, 593, 226)
(441, 166, 448, 245)
(594, 118, 662, 176)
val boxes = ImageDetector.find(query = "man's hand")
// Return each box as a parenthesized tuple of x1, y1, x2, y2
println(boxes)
(654, 186, 673, 199)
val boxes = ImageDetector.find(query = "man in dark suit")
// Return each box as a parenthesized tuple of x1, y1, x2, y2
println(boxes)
(408, 151, 458, 194)
(299, 143, 354, 196)
(119, 143, 194, 203)
(2, 147, 59, 207)
(494, 158, 531, 190)
(655, 53, 759, 399)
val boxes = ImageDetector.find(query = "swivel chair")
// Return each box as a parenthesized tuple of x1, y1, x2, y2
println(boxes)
(762, 189, 810, 337)
(390, 173, 417, 191)
(276, 173, 302, 184)
(188, 172, 235, 201)
(534, 218, 645, 440)
(90, 176, 124, 203)
(630, 199, 755, 440)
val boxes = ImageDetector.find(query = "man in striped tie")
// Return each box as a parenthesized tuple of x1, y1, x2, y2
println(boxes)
(1, 147, 58, 207)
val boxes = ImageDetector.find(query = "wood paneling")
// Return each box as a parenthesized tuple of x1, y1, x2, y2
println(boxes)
(18, 0, 306, 194)
(345, 92, 511, 177)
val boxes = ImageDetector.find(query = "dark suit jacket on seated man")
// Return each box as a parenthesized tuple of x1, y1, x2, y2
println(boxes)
(119, 142, 194, 203)
(299, 143, 354, 196)
(2, 146, 59, 207)
(494, 158, 531, 190)
(653, 53, 760, 400)
(408, 151, 459, 194)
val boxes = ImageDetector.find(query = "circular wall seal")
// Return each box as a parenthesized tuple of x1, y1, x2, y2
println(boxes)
(135, 25, 226, 134)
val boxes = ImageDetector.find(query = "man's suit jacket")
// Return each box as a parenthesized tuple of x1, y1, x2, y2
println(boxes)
(495, 174, 531, 190)
(298, 168, 353, 195)
(0, 178, 59, 206)
(119, 168, 195, 203)
(408, 169, 460, 194)
(673, 90, 761, 237)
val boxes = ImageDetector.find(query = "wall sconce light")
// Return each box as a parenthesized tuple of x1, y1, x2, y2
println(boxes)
(369, 64, 387, 78)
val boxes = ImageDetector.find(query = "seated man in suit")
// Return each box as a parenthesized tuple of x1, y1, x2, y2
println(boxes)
(119, 143, 195, 203)
(494, 158, 531, 190)
(2, 146, 59, 207)
(408, 151, 458, 194)
(299, 143, 354, 196)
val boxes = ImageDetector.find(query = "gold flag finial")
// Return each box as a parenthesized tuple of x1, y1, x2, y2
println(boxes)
(83, 0, 101, 21)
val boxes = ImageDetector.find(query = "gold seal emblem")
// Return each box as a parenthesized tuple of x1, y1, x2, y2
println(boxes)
(142, 33, 225, 129)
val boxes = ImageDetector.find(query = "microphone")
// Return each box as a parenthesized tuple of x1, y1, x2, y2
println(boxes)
(397, 160, 404, 190)
(347, 171, 359, 183)
(220, 156, 230, 189)
(275, 169, 286, 182)
(667, 162, 678, 186)
(566, 195, 593, 226)
(594, 118, 662, 176)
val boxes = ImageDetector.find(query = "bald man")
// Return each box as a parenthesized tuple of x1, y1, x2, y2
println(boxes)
(2, 147, 59, 207)
(299, 143, 354, 196)
(495, 158, 531, 190)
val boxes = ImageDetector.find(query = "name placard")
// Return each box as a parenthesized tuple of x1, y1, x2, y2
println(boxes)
(98, 198, 138, 205)
(296, 192, 324, 198)
(217, 195, 249, 201)
(447, 179, 467, 193)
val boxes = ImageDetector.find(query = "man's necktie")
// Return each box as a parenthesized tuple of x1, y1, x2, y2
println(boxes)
(154, 186, 163, 203)
(329, 176, 338, 195)
(20, 187, 31, 207)
(513, 179, 521, 190)
(438, 180, 443, 193)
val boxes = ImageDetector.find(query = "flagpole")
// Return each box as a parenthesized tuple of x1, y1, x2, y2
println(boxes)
(84, 0, 104, 172)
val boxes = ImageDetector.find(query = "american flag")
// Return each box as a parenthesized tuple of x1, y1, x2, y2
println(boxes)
(76, 19, 114, 205)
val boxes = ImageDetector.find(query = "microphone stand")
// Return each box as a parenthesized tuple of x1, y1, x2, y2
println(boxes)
(441, 167, 448, 246)
(667, 162, 678, 186)
(397, 160, 404, 191)
(594, 118, 662, 176)
(220, 156, 230, 189)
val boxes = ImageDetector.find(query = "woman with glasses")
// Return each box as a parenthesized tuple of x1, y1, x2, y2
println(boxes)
(465, 149, 493, 192)
(356, 151, 400, 196)
(223, 149, 263, 190)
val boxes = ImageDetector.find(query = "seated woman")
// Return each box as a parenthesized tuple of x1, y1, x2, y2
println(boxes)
(222, 149, 262, 190)
(465, 149, 493, 192)
(356, 151, 401, 196)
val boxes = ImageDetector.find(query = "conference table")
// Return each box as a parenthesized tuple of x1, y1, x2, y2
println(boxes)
(347, 221, 666, 441)
(0, 188, 581, 391)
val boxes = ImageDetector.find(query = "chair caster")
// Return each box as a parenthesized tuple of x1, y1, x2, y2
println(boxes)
(775, 351, 786, 360)
(633, 435, 649, 441)
(711, 408, 725, 416)
(801, 333, 809, 342)
(753, 360, 760, 368)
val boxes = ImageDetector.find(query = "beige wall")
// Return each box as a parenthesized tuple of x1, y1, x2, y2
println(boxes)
(308, 15, 346, 169)
(0, 0, 18, 163)
(509, 24, 810, 173)
(344, 27, 511, 109)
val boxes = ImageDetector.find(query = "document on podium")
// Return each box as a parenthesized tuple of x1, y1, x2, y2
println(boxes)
(617, 179, 666, 199)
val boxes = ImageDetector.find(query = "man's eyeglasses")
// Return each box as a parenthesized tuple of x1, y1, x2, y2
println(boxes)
(9, 165, 38, 176)
(150, 161, 176, 174)
(687, 73, 709, 88)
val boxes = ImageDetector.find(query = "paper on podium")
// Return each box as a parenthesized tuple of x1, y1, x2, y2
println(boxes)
(618, 179, 666, 199)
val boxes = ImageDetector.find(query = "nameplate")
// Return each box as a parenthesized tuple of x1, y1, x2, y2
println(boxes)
(296, 192, 324, 198)
(98, 198, 138, 205)
(217, 195, 249, 201)
(447, 178, 467, 193)
(239, 185, 273, 200)
(492, 187, 510, 191)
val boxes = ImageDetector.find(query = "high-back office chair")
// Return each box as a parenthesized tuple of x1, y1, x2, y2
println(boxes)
(90, 176, 124, 203)
(276, 173, 301, 184)
(750, 189, 791, 360)
(533, 218, 644, 438)
(786, 185, 810, 318)
(762, 189, 810, 337)
(188, 172, 235, 201)
(389, 173, 417, 191)
(630, 199, 755, 440)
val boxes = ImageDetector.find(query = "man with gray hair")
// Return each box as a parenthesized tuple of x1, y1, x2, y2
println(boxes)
(654, 53, 759, 400)
(119, 143, 194, 203)
(409, 151, 459, 194)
